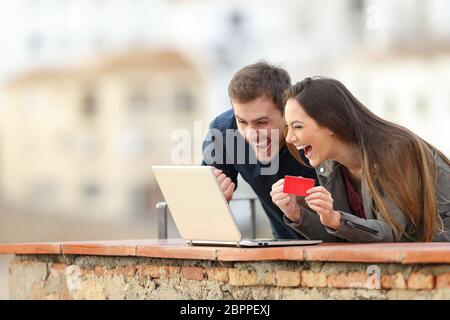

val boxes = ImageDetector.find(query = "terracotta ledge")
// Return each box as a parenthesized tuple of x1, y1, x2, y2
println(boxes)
(1, 240, 450, 264)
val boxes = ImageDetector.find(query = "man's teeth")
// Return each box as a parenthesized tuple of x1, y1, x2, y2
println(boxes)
(295, 144, 308, 150)
(254, 141, 269, 148)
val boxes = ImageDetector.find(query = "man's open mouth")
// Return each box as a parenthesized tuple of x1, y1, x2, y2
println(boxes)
(253, 138, 271, 150)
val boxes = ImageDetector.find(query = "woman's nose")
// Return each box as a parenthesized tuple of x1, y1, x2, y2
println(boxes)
(285, 127, 296, 144)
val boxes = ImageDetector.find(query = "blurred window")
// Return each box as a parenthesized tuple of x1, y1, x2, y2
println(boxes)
(174, 91, 194, 113)
(350, 0, 365, 14)
(296, 12, 312, 34)
(415, 2, 430, 37)
(128, 88, 150, 114)
(75, 133, 98, 157)
(383, 95, 398, 120)
(30, 180, 57, 203)
(348, 0, 365, 39)
(92, 35, 106, 50)
(229, 10, 244, 32)
(27, 33, 43, 56)
(22, 88, 40, 117)
(81, 90, 97, 118)
(28, 0, 42, 10)
(94, 0, 107, 7)
(415, 95, 428, 119)
(128, 185, 152, 219)
(118, 130, 147, 157)
(81, 182, 101, 198)
(130, 0, 146, 10)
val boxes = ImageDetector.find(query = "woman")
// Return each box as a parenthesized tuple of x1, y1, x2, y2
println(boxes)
(270, 77, 450, 242)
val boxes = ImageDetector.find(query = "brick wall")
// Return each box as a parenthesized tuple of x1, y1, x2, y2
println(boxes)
(9, 255, 450, 300)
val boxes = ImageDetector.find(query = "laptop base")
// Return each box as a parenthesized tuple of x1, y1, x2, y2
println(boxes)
(188, 239, 322, 247)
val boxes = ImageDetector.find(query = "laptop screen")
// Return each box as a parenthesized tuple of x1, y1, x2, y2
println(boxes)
(152, 166, 243, 242)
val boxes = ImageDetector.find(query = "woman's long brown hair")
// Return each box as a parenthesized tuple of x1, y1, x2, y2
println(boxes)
(284, 77, 450, 241)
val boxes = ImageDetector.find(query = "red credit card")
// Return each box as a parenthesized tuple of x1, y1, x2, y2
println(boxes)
(283, 176, 315, 197)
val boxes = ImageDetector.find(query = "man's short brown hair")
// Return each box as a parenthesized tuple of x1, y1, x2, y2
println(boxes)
(228, 61, 291, 112)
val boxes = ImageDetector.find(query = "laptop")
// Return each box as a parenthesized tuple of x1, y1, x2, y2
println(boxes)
(152, 165, 322, 247)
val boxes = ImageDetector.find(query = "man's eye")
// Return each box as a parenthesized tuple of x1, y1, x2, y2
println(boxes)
(257, 121, 268, 125)
(293, 125, 303, 129)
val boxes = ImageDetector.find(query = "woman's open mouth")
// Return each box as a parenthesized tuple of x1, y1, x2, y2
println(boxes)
(296, 144, 313, 158)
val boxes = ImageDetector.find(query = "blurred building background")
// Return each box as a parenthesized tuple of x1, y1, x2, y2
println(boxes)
(0, 0, 450, 299)
(1, 51, 205, 221)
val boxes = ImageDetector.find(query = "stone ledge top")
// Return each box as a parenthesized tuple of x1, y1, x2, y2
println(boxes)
(1, 239, 450, 264)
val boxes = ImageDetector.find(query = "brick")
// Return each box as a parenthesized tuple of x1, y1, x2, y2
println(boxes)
(366, 271, 382, 290)
(161, 266, 181, 278)
(136, 265, 161, 278)
(45, 293, 61, 300)
(206, 267, 229, 282)
(137, 245, 218, 260)
(182, 266, 205, 281)
(327, 272, 368, 289)
(262, 272, 276, 286)
(74, 278, 106, 299)
(80, 268, 94, 276)
(115, 265, 136, 277)
(228, 269, 257, 286)
(381, 273, 406, 289)
(93, 266, 115, 277)
(94, 266, 104, 276)
(217, 247, 304, 262)
(275, 270, 301, 287)
(0, 242, 62, 255)
(407, 272, 435, 290)
(50, 263, 67, 275)
(436, 272, 450, 289)
(304, 244, 403, 263)
(301, 270, 327, 288)
(4, 241, 450, 265)
(62, 241, 136, 256)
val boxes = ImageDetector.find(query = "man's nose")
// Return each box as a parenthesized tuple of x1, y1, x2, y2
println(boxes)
(244, 127, 258, 141)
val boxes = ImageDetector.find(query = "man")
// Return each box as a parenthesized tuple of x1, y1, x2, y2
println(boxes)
(202, 61, 317, 239)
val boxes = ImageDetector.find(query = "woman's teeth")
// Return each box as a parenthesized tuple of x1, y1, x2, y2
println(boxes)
(295, 144, 313, 157)
(295, 144, 309, 150)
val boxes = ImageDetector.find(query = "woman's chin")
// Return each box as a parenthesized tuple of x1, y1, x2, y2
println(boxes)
(307, 156, 320, 168)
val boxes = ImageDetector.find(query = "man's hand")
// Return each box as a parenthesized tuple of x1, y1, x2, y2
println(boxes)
(270, 179, 301, 223)
(213, 168, 235, 202)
